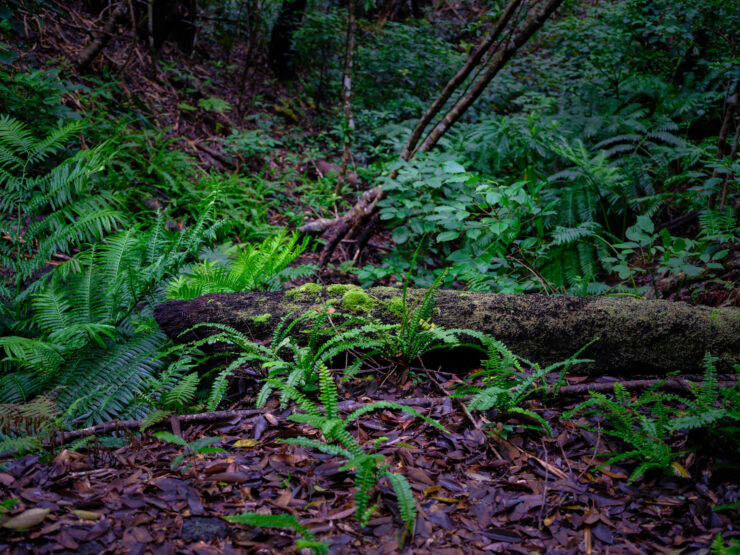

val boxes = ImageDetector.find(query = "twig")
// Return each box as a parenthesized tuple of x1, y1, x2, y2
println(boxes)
(557, 378, 737, 396)
(59, 409, 266, 442)
(537, 438, 549, 529)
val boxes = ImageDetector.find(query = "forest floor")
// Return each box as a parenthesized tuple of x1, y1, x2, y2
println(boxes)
(2, 366, 738, 554)
(1, 2, 739, 553)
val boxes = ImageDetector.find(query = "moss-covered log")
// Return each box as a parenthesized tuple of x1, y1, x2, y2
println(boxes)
(154, 285, 740, 375)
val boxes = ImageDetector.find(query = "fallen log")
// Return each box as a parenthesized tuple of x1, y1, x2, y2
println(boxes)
(154, 286, 740, 375)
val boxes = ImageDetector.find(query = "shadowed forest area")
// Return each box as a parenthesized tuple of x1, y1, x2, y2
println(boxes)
(0, 0, 739, 552)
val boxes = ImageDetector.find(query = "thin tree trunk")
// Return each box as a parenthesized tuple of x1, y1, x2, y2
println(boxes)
(336, 0, 357, 196)
(401, 0, 524, 160)
(418, 0, 564, 153)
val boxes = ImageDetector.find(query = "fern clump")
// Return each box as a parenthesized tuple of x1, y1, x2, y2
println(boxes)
(166, 231, 312, 299)
(457, 332, 594, 437)
(0, 205, 220, 426)
(0, 115, 122, 304)
(668, 355, 740, 451)
(564, 380, 686, 482)
(273, 364, 445, 536)
(188, 310, 391, 407)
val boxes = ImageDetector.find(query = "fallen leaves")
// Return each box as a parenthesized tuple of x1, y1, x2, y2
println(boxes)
(0, 372, 737, 553)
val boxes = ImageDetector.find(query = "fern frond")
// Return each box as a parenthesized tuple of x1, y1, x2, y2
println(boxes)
(225, 511, 314, 540)
(206, 367, 233, 411)
(31, 289, 71, 333)
(286, 412, 330, 429)
(0, 372, 43, 403)
(0, 435, 41, 455)
(353, 457, 379, 527)
(507, 407, 553, 436)
(346, 401, 448, 433)
(265, 379, 321, 416)
(161, 373, 199, 411)
(384, 472, 417, 532)
(318, 364, 338, 420)
(56, 330, 167, 424)
(139, 409, 172, 431)
(279, 437, 353, 458)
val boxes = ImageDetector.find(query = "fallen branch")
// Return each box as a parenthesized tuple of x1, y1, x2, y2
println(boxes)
(53, 409, 266, 445)
(77, 2, 128, 71)
(155, 287, 740, 375)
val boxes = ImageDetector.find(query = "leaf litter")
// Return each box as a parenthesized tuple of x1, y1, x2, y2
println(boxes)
(1, 367, 738, 554)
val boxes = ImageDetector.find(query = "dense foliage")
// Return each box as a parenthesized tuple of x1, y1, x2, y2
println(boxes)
(0, 0, 738, 548)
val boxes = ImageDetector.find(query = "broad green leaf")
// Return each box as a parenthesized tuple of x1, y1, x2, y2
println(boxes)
(437, 231, 459, 242)
(392, 226, 410, 244)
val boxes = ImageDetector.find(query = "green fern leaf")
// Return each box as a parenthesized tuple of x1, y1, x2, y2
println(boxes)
(385, 472, 417, 531)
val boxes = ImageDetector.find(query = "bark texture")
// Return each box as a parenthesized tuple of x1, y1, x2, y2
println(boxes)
(154, 287, 740, 375)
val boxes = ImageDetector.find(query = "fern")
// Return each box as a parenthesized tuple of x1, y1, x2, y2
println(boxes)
(352, 456, 380, 527)
(385, 471, 417, 533)
(280, 437, 353, 458)
(0, 117, 123, 304)
(272, 355, 435, 534)
(0, 435, 41, 456)
(564, 383, 680, 481)
(0, 206, 218, 426)
(345, 401, 448, 433)
(667, 355, 740, 444)
(167, 231, 310, 299)
(195, 313, 388, 408)
(225, 511, 328, 554)
(318, 363, 338, 419)
(461, 333, 593, 436)
(206, 367, 232, 411)
(161, 373, 200, 411)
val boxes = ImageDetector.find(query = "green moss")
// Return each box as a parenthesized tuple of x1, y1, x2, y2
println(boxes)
(285, 282, 323, 300)
(342, 289, 375, 313)
(250, 313, 271, 325)
(327, 284, 361, 297)
(383, 296, 405, 319)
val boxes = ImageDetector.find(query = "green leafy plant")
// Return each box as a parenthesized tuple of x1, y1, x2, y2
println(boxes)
(167, 231, 313, 299)
(225, 511, 328, 554)
(712, 533, 740, 555)
(153, 431, 226, 473)
(272, 363, 446, 536)
(135, 351, 209, 430)
(564, 380, 686, 482)
(373, 267, 466, 366)
(667, 355, 740, 451)
(455, 333, 594, 436)
(0, 497, 19, 514)
(0, 115, 122, 305)
(186, 309, 391, 407)
(0, 205, 220, 425)
(0, 69, 81, 131)
(0, 395, 57, 455)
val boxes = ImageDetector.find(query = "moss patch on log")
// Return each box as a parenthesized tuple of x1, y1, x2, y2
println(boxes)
(342, 289, 375, 313)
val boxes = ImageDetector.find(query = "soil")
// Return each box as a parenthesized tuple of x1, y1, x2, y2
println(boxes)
(1, 366, 738, 554)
